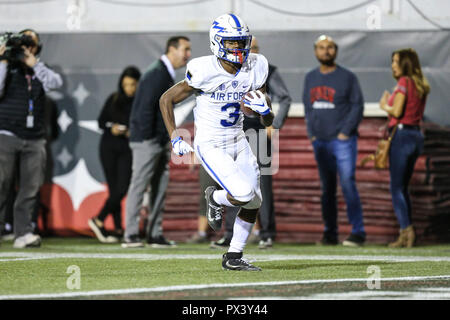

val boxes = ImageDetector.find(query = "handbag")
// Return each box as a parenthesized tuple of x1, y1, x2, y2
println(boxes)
(360, 124, 398, 169)
(361, 77, 409, 169)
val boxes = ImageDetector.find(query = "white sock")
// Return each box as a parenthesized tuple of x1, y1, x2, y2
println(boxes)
(228, 216, 254, 253)
(212, 190, 235, 207)
(198, 231, 206, 237)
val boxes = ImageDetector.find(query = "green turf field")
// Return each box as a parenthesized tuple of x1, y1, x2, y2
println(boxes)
(1, 237, 449, 300)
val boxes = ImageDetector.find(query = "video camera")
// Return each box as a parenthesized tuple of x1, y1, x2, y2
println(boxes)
(0, 32, 36, 63)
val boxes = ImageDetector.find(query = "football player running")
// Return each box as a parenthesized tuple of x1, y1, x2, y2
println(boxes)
(160, 14, 274, 271)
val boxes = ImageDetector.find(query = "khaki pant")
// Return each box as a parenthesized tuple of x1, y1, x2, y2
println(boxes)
(124, 138, 170, 240)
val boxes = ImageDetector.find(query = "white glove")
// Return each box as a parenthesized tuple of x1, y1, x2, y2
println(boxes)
(243, 90, 270, 115)
(171, 136, 193, 156)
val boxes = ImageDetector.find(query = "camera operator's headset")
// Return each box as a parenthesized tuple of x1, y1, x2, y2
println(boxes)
(19, 28, 42, 55)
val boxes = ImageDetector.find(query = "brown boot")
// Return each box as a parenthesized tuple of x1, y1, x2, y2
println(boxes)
(388, 229, 407, 248)
(404, 225, 415, 248)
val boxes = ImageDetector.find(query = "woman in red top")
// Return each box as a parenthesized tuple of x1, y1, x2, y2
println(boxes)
(379, 48, 430, 248)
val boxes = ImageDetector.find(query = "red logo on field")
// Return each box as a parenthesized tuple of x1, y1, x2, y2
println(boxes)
(310, 86, 336, 104)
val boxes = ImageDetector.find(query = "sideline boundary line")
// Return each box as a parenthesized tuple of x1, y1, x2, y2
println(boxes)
(2, 252, 450, 262)
(1, 275, 449, 300)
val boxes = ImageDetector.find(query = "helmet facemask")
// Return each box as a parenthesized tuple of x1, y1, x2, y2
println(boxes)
(217, 35, 252, 65)
(210, 14, 252, 65)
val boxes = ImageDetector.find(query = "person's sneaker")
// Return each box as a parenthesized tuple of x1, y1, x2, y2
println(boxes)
(102, 229, 123, 243)
(105, 234, 120, 243)
(258, 237, 273, 249)
(88, 218, 112, 243)
(222, 252, 261, 271)
(13, 233, 41, 248)
(110, 229, 124, 239)
(343, 234, 365, 247)
(147, 235, 177, 248)
(205, 186, 224, 231)
(121, 235, 144, 248)
(247, 233, 260, 244)
(1, 229, 14, 241)
(316, 234, 338, 246)
(186, 233, 209, 244)
(210, 236, 231, 249)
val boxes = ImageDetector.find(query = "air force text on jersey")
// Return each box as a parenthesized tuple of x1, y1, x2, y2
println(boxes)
(209, 91, 246, 102)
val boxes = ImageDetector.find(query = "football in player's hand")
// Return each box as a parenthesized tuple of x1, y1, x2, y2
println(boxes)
(240, 91, 259, 118)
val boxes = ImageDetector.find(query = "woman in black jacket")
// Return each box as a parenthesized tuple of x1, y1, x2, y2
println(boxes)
(88, 66, 141, 243)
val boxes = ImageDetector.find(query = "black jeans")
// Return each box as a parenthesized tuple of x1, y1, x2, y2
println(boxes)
(96, 136, 132, 230)
(0, 135, 46, 237)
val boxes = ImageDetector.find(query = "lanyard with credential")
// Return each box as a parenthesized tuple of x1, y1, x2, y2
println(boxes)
(25, 74, 34, 128)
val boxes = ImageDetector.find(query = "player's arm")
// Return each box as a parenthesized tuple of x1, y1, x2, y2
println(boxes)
(256, 84, 274, 127)
(160, 80, 195, 155)
(160, 80, 194, 138)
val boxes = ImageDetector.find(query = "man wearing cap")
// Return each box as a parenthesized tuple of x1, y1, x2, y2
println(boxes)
(302, 35, 366, 246)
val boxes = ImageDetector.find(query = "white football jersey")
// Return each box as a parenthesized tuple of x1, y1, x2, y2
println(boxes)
(185, 53, 268, 144)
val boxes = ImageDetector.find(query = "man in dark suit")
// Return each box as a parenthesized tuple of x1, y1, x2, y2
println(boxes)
(122, 36, 191, 248)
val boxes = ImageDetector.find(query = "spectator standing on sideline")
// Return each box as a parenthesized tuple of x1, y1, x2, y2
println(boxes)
(379, 48, 430, 248)
(0, 93, 59, 240)
(122, 36, 191, 248)
(88, 66, 141, 243)
(0, 29, 62, 248)
(303, 35, 366, 247)
(210, 36, 292, 250)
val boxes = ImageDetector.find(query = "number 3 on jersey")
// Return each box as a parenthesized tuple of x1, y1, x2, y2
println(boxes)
(220, 103, 240, 127)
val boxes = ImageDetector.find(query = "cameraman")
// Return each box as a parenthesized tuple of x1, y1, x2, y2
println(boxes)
(0, 29, 62, 248)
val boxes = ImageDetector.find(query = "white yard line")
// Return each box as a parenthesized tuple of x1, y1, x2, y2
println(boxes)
(294, 288, 450, 300)
(240, 290, 450, 300)
(420, 287, 450, 291)
(0, 275, 449, 300)
(1, 252, 450, 262)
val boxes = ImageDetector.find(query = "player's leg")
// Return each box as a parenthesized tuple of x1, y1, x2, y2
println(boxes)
(221, 207, 261, 271)
(222, 140, 262, 271)
(230, 140, 261, 245)
(195, 144, 255, 231)
(188, 166, 219, 244)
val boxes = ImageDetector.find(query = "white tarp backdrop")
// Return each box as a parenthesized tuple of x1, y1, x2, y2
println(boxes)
(0, 0, 449, 32)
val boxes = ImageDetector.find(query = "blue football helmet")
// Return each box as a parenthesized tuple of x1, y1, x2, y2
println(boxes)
(209, 13, 252, 65)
